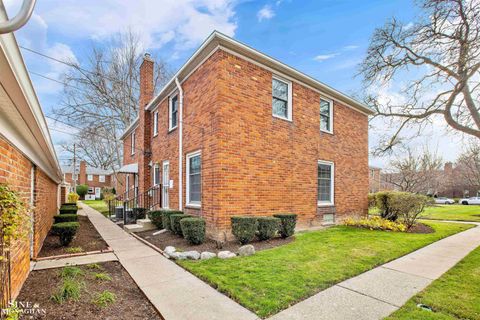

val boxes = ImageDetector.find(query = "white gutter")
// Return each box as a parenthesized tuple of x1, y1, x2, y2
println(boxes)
(175, 77, 184, 211)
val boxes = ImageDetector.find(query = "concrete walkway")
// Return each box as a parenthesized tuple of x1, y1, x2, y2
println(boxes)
(269, 222, 480, 320)
(81, 204, 259, 320)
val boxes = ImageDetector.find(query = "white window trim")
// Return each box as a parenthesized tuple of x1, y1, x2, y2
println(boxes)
(169, 94, 179, 131)
(320, 97, 334, 134)
(99, 175, 105, 183)
(131, 132, 136, 155)
(186, 150, 201, 208)
(272, 74, 293, 122)
(87, 174, 93, 182)
(162, 160, 170, 209)
(317, 160, 335, 206)
(153, 111, 159, 137)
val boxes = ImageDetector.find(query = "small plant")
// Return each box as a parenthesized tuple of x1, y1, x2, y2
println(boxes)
(231, 216, 258, 244)
(148, 210, 164, 229)
(257, 217, 281, 240)
(162, 210, 183, 231)
(170, 214, 193, 236)
(92, 290, 116, 308)
(273, 213, 297, 238)
(51, 278, 84, 303)
(54, 214, 78, 223)
(60, 266, 83, 279)
(67, 192, 79, 204)
(65, 246, 83, 254)
(93, 272, 112, 281)
(343, 216, 407, 232)
(75, 184, 89, 198)
(180, 218, 206, 245)
(52, 222, 80, 246)
(86, 263, 103, 270)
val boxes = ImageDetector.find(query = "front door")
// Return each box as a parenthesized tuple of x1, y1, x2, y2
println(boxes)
(162, 161, 169, 208)
(95, 187, 101, 199)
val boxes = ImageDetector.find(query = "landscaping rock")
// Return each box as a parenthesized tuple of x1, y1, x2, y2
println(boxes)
(164, 246, 176, 255)
(238, 244, 255, 257)
(200, 251, 216, 260)
(183, 251, 200, 260)
(218, 251, 236, 259)
(169, 252, 187, 260)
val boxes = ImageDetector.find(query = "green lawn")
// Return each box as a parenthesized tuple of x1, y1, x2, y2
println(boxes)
(369, 204, 480, 222)
(82, 200, 109, 216)
(387, 244, 480, 320)
(178, 222, 473, 318)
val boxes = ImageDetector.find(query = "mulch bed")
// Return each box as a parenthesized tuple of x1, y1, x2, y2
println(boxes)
(17, 262, 161, 320)
(408, 222, 434, 234)
(136, 229, 294, 254)
(38, 215, 108, 257)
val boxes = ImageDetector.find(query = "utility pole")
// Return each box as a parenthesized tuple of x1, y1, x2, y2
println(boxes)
(73, 143, 77, 190)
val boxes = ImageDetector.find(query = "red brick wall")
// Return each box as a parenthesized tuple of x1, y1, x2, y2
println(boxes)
(0, 135, 58, 299)
(136, 49, 369, 240)
(64, 172, 112, 190)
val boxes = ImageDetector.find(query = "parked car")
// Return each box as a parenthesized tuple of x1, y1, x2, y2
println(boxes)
(434, 197, 455, 204)
(459, 197, 480, 205)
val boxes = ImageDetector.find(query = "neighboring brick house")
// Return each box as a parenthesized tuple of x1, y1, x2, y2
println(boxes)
(369, 166, 382, 193)
(118, 31, 373, 240)
(438, 162, 479, 198)
(62, 160, 112, 199)
(0, 25, 63, 301)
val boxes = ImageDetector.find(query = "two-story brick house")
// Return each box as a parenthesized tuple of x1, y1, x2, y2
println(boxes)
(118, 31, 373, 240)
(62, 160, 112, 199)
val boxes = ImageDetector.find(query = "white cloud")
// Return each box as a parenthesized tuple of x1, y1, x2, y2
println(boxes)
(257, 5, 275, 21)
(313, 53, 338, 62)
(29, 0, 238, 51)
(343, 45, 359, 51)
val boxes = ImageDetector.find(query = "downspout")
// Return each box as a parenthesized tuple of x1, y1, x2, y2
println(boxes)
(175, 77, 184, 211)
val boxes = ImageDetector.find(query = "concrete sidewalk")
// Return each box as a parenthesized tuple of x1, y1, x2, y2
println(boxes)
(269, 222, 480, 320)
(81, 203, 258, 320)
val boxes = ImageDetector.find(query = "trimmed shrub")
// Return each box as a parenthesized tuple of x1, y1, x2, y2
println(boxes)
(162, 210, 183, 231)
(75, 184, 88, 197)
(343, 216, 407, 232)
(132, 207, 147, 219)
(67, 192, 79, 204)
(170, 214, 193, 236)
(388, 192, 433, 229)
(180, 218, 206, 245)
(257, 217, 281, 240)
(231, 216, 258, 244)
(52, 222, 80, 246)
(375, 191, 397, 221)
(54, 214, 78, 223)
(60, 205, 78, 214)
(63, 202, 77, 206)
(148, 211, 164, 229)
(273, 213, 297, 238)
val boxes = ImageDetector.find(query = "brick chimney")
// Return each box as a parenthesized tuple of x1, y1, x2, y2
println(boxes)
(138, 53, 154, 194)
(79, 160, 87, 185)
(444, 162, 453, 175)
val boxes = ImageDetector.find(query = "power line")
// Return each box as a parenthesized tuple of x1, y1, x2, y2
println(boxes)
(20, 45, 141, 91)
(28, 70, 84, 91)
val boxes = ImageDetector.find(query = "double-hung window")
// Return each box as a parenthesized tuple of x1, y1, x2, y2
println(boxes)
(320, 98, 333, 133)
(272, 76, 292, 121)
(317, 160, 334, 206)
(186, 151, 201, 207)
(99, 175, 105, 183)
(87, 174, 93, 182)
(131, 132, 136, 155)
(153, 111, 158, 136)
(169, 95, 178, 131)
(153, 164, 160, 186)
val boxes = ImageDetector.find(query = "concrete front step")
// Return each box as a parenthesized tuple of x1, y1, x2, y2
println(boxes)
(123, 219, 156, 233)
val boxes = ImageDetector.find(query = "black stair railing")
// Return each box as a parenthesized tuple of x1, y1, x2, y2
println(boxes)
(109, 185, 162, 225)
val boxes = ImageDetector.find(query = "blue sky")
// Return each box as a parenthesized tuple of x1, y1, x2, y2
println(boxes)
(5, 0, 463, 167)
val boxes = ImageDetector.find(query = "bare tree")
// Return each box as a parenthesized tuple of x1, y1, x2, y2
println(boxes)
(360, 0, 480, 154)
(53, 30, 171, 169)
(383, 147, 443, 194)
(456, 142, 480, 189)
